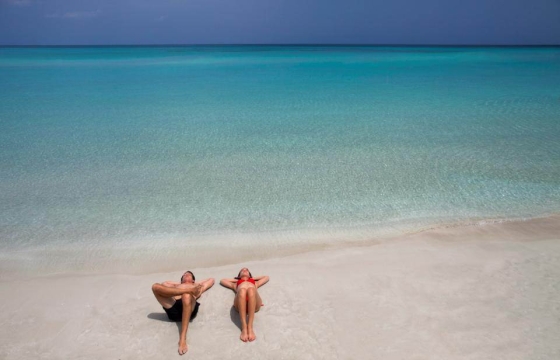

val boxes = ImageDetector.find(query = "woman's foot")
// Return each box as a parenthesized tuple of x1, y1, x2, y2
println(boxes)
(248, 327, 256, 342)
(240, 328, 249, 342)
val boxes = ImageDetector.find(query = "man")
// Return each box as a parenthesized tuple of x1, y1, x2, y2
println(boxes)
(152, 271, 214, 355)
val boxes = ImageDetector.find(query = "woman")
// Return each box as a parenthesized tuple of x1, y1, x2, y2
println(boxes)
(220, 268, 269, 342)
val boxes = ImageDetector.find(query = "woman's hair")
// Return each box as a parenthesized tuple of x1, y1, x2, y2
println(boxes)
(181, 270, 195, 282)
(235, 268, 253, 279)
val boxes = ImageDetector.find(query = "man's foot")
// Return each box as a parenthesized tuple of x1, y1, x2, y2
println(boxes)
(240, 328, 249, 342)
(248, 327, 256, 342)
(195, 284, 203, 297)
(178, 339, 188, 355)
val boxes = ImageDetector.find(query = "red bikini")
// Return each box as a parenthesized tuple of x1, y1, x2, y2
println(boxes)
(236, 277, 256, 288)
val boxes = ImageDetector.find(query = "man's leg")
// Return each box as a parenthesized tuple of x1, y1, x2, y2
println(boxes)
(235, 288, 249, 342)
(246, 287, 257, 341)
(178, 294, 196, 355)
(152, 283, 201, 309)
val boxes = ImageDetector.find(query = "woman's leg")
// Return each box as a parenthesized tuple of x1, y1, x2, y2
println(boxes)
(255, 290, 263, 313)
(246, 287, 258, 341)
(234, 288, 249, 342)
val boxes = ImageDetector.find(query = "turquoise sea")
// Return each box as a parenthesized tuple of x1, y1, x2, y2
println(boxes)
(1, 46, 559, 276)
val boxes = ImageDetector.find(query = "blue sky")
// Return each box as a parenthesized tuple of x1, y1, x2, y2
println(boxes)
(1, 0, 559, 45)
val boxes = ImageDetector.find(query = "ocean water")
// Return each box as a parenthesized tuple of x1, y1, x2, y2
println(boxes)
(1, 46, 559, 276)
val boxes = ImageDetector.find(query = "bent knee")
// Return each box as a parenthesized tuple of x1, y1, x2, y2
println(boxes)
(181, 293, 194, 304)
(151, 283, 161, 293)
(247, 287, 256, 297)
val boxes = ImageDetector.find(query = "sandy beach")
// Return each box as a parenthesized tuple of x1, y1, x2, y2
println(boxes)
(1, 215, 559, 360)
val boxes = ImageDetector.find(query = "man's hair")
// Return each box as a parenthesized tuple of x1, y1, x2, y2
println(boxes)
(235, 268, 252, 279)
(181, 271, 195, 282)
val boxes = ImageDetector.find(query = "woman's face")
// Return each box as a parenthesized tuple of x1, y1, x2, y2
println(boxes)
(238, 268, 251, 278)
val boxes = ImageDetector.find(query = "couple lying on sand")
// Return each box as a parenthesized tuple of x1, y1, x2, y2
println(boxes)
(151, 267, 270, 355)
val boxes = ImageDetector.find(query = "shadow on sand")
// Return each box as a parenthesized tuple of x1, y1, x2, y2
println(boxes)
(147, 310, 198, 336)
(229, 306, 242, 330)
(147, 307, 198, 323)
(147, 312, 182, 334)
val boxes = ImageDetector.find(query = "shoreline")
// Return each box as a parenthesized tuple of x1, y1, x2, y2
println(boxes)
(0, 212, 559, 359)
(1, 212, 559, 282)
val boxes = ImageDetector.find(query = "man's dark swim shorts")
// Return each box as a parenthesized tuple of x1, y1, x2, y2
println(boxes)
(163, 299, 200, 322)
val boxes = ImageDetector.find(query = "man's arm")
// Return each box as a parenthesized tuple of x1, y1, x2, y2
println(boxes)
(254, 275, 269, 288)
(196, 278, 215, 298)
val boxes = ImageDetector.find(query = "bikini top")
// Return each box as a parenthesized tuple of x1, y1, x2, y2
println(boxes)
(236, 277, 256, 288)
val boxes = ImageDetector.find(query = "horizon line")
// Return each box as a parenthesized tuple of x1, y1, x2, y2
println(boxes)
(1, 43, 559, 48)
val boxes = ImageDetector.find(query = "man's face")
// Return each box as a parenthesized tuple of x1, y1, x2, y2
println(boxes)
(181, 271, 194, 284)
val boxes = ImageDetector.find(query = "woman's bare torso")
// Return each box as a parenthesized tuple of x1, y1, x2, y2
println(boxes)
(235, 279, 257, 293)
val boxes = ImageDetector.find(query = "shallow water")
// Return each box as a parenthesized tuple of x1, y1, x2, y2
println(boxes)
(1, 46, 559, 275)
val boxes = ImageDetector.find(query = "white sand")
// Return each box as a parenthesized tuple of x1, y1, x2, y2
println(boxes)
(1, 216, 559, 359)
